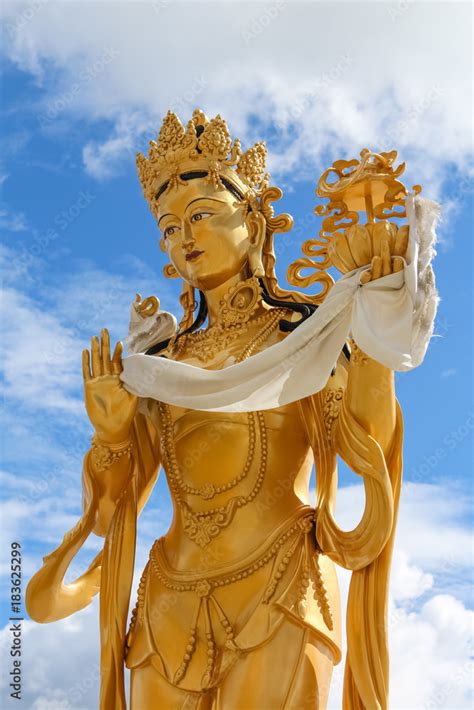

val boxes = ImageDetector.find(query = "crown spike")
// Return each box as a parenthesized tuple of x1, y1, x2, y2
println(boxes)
(136, 108, 269, 209)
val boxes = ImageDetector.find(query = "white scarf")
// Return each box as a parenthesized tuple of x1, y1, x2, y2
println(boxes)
(121, 195, 439, 412)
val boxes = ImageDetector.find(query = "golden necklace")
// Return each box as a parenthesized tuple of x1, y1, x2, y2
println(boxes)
(163, 273, 286, 363)
(158, 306, 286, 547)
(166, 410, 256, 501)
(170, 306, 285, 363)
(158, 403, 267, 548)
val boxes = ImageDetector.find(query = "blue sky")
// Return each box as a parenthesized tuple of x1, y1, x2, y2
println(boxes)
(0, 2, 472, 708)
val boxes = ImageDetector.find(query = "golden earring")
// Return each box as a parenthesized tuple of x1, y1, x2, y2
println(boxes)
(163, 263, 179, 279)
(178, 282, 196, 332)
(246, 211, 265, 278)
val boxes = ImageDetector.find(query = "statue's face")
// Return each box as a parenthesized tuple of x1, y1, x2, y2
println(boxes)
(156, 178, 251, 291)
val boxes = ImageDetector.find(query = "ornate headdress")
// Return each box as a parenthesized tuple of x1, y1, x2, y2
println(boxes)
(136, 109, 270, 215)
(135, 108, 337, 341)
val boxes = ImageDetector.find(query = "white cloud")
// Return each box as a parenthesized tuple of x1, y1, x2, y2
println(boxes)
(390, 549, 434, 602)
(0, 207, 28, 232)
(0, 286, 84, 414)
(389, 595, 473, 710)
(335, 481, 472, 583)
(441, 368, 457, 378)
(1, 1, 472, 197)
(0, 604, 100, 709)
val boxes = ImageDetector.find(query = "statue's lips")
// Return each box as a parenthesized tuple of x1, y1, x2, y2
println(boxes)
(185, 250, 205, 262)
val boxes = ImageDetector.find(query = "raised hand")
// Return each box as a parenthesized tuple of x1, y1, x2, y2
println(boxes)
(329, 221, 409, 283)
(359, 223, 409, 284)
(82, 329, 138, 444)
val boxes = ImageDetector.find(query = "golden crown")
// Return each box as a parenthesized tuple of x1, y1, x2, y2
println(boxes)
(136, 109, 270, 212)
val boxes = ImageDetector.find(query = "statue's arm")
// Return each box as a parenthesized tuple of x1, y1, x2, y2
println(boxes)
(344, 342, 397, 459)
(25, 331, 161, 624)
(54, 323, 162, 543)
(83, 410, 161, 537)
(81, 328, 160, 536)
(331, 221, 408, 458)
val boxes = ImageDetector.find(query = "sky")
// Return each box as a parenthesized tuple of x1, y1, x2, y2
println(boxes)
(0, 0, 473, 708)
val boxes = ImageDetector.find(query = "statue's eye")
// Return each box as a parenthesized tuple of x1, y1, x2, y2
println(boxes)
(164, 225, 179, 238)
(191, 212, 211, 223)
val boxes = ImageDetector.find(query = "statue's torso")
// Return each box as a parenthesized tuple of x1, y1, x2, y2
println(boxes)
(150, 398, 313, 571)
(146, 308, 317, 571)
(126, 313, 342, 683)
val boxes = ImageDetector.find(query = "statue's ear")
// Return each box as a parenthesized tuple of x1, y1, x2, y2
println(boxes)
(245, 211, 266, 278)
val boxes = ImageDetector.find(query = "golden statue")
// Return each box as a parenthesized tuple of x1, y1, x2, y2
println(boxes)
(26, 110, 439, 709)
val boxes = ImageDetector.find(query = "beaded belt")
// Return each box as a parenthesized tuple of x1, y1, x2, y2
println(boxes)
(128, 506, 328, 690)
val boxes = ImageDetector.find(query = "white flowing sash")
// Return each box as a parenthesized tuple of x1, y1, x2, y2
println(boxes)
(121, 195, 439, 412)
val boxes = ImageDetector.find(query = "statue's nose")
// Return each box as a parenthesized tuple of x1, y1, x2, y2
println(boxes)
(182, 219, 195, 247)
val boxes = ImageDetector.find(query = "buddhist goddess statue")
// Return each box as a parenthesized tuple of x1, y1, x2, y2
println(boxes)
(26, 109, 439, 709)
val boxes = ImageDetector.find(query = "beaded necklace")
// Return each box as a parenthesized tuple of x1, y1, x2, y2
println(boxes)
(157, 306, 286, 548)
(158, 403, 267, 548)
(169, 411, 256, 501)
(169, 306, 286, 363)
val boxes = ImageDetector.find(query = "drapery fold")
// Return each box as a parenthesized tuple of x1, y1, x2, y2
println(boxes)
(26, 414, 160, 709)
(299, 388, 403, 710)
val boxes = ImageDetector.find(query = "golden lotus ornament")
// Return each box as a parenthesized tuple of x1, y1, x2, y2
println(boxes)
(288, 148, 421, 291)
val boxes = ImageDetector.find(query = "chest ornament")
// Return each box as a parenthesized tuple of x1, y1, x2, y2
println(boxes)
(158, 403, 268, 547)
(165, 305, 286, 363)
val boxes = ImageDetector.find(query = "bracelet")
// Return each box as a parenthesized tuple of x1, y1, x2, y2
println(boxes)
(91, 435, 133, 472)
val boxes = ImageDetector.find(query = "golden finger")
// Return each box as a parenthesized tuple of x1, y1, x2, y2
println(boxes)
(393, 256, 404, 273)
(82, 349, 91, 381)
(394, 225, 409, 257)
(371, 255, 382, 281)
(381, 237, 392, 276)
(91, 336, 101, 377)
(101, 328, 111, 375)
(370, 222, 384, 257)
(360, 269, 372, 284)
(111, 341, 124, 374)
(387, 222, 397, 253)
